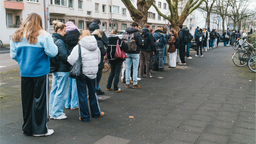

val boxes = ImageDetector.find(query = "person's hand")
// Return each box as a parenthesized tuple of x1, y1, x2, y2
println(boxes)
(153, 51, 155, 55)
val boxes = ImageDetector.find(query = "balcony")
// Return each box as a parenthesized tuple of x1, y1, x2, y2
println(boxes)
(4, 0, 24, 10)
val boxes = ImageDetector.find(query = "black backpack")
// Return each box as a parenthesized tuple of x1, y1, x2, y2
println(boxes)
(183, 30, 189, 44)
(211, 32, 216, 39)
(175, 38, 180, 49)
(141, 33, 149, 49)
(50, 39, 61, 73)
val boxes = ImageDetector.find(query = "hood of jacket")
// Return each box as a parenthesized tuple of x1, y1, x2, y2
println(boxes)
(63, 29, 80, 47)
(142, 28, 149, 34)
(89, 22, 99, 32)
(52, 33, 63, 40)
(126, 27, 139, 34)
(79, 36, 98, 51)
(65, 22, 79, 32)
(154, 30, 163, 39)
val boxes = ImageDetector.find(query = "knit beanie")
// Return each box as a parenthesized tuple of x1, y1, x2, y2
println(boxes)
(65, 21, 80, 32)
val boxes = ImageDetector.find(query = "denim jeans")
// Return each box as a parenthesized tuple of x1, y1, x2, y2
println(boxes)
(224, 41, 227, 46)
(185, 42, 191, 57)
(65, 78, 78, 109)
(163, 45, 166, 64)
(125, 53, 139, 85)
(76, 75, 101, 122)
(49, 72, 69, 117)
(107, 61, 122, 90)
(210, 39, 215, 47)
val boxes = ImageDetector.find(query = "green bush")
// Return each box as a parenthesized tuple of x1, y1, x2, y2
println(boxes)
(247, 33, 256, 43)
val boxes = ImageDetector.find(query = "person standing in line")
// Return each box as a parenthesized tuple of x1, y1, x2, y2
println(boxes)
(222, 30, 230, 46)
(210, 29, 216, 48)
(216, 30, 220, 47)
(202, 28, 209, 51)
(148, 28, 155, 77)
(10, 13, 58, 136)
(226, 28, 230, 45)
(124, 22, 142, 89)
(139, 24, 155, 78)
(195, 29, 204, 57)
(242, 30, 247, 39)
(64, 22, 80, 110)
(178, 24, 187, 65)
(153, 27, 167, 70)
(194, 26, 199, 38)
(167, 29, 178, 68)
(186, 28, 193, 59)
(163, 26, 168, 64)
(106, 29, 128, 92)
(68, 30, 104, 122)
(230, 30, 236, 45)
(88, 19, 109, 95)
(49, 21, 70, 120)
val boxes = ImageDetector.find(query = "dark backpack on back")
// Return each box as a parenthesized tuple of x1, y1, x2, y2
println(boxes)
(141, 33, 149, 49)
(175, 38, 180, 49)
(183, 30, 189, 44)
(211, 32, 216, 39)
(122, 32, 137, 52)
(50, 39, 61, 73)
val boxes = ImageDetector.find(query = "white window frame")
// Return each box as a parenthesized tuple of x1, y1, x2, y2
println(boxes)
(158, 14, 161, 20)
(27, 0, 39, 2)
(121, 24, 127, 30)
(152, 13, 155, 19)
(102, 4, 106, 13)
(6, 13, 13, 28)
(109, 6, 119, 14)
(87, 11, 92, 16)
(95, 3, 99, 12)
(158, 2, 161, 8)
(78, 21, 84, 30)
(68, 0, 73, 8)
(102, 22, 107, 31)
(163, 3, 166, 9)
(122, 8, 126, 15)
(78, 0, 83, 9)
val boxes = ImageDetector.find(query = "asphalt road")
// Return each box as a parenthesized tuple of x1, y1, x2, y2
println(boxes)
(0, 47, 18, 73)
(0, 45, 255, 144)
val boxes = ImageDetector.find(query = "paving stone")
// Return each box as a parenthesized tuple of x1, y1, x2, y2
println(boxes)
(208, 120, 235, 129)
(94, 135, 130, 144)
(234, 121, 255, 130)
(165, 128, 201, 143)
(189, 114, 213, 122)
(228, 133, 255, 144)
(195, 139, 219, 144)
(197, 133, 229, 143)
(232, 127, 256, 136)
(203, 126, 232, 136)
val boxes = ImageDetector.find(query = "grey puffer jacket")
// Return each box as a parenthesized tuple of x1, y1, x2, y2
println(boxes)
(125, 27, 142, 54)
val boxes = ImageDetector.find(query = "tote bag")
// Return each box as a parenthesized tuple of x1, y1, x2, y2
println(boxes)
(69, 44, 83, 79)
(115, 39, 127, 59)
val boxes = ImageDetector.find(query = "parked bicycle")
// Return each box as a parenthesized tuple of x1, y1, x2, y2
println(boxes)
(232, 41, 255, 67)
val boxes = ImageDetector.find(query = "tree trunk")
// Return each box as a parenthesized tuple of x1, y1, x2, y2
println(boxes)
(206, 12, 210, 29)
(222, 16, 225, 32)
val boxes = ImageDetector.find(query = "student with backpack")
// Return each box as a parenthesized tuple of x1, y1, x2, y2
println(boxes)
(106, 29, 128, 92)
(210, 29, 216, 48)
(139, 24, 155, 78)
(178, 24, 187, 65)
(185, 28, 193, 59)
(222, 30, 230, 46)
(195, 29, 204, 57)
(64, 22, 80, 111)
(167, 29, 178, 68)
(123, 22, 142, 89)
(153, 27, 167, 71)
(49, 21, 70, 120)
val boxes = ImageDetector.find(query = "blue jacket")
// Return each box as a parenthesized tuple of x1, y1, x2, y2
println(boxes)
(141, 28, 155, 52)
(153, 30, 167, 49)
(89, 22, 109, 47)
(10, 30, 58, 77)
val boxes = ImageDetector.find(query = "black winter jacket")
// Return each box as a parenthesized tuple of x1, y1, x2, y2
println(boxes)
(141, 28, 155, 52)
(125, 27, 142, 54)
(94, 35, 106, 70)
(51, 33, 70, 72)
(107, 35, 128, 64)
(222, 32, 230, 41)
(89, 22, 109, 47)
(178, 28, 187, 46)
(195, 32, 205, 44)
(63, 29, 80, 54)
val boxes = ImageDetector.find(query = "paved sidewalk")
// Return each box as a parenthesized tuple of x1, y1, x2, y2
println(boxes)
(0, 46, 255, 144)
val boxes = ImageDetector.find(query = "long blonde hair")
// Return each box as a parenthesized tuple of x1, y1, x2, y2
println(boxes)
(12, 13, 43, 44)
(52, 20, 66, 33)
(110, 29, 118, 35)
(92, 29, 102, 38)
(79, 30, 91, 40)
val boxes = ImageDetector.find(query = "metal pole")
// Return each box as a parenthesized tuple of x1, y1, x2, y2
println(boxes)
(47, 0, 50, 33)
(110, 0, 112, 31)
(43, 0, 47, 30)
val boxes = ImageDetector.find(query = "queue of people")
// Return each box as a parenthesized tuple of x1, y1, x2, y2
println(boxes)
(11, 13, 232, 137)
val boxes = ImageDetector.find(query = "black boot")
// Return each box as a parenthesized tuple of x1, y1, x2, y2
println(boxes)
(96, 89, 105, 95)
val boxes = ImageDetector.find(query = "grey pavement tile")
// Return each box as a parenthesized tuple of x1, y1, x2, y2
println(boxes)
(217, 111, 239, 117)
(197, 133, 229, 143)
(238, 111, 255, 117)
(203, 126, 232, 136)
(228, 133, 255, 144)
(232, 127, 256, 136)
(162, 138, 192, 144)
(182, 119, 208, 128)
(165, 128, 200, 143)
(194, 110, 216, 117)
(58, 133, 103, 144)
(234, 121, 256, 130)
(94, 135, 130, 144)
(195, 139, 219, 144)
(208, 120, 235, 129)
(213, 115, 237, 122)
(237, 115, 255, 123)
(180, 124, 206, 133)
(189, 114, 213, 122)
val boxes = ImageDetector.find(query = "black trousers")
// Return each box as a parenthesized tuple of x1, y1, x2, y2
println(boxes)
(96, 68, 103, 89)
(21, 75, 48, 135)
(179, 45, 186, 63)
(107, 61, 122, 91)
(196, 43, 203, 55)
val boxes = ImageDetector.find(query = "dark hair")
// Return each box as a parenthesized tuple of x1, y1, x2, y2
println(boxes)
(179, 24, 183, 29)
(163, 26, 167, 32)
(143, 23, 150, 28)
(131, 22, 138, 27)
(93, 19, 101, 24)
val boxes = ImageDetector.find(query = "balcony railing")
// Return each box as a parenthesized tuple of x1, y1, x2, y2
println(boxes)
(5, 0, 23, 2)
(4, 0, 24, 10)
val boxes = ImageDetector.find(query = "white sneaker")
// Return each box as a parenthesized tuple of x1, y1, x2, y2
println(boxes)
(50, 113, 65, 119)
(205, 49, 207, 52)
(195, 54, 198, 57)
(187, 56, 193, 59)
(33, 129, 54, 137)
(137, 77, 141, 81)
(51, 114, 67, 120)
(201, 55, 204, 57)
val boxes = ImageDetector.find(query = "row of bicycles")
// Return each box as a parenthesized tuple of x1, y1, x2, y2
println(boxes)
(231, 38, 256, 73)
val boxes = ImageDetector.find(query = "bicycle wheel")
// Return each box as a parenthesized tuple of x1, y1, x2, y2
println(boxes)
(103, 62, 110, 72)
(232, 51, 248, 67)
(232, 41, 239, 50)
(248, 55, 256, 73)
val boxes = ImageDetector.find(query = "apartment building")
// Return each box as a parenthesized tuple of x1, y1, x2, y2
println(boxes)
(0, 0, 197, 44)
(0, 0, 45, 44)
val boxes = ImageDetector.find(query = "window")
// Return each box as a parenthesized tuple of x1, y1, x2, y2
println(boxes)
(78, 0, 83, 9)
(58, 19, 65, 23)
(102, 22, 107, 31)
(87, 11, 91, 16)
(6, 13, 12, 27)
(95, 3, 99, 12)
(15, 16, 21, 25)
(110, 6, 119, 14)
(158, 15, 161, 20)
(54, 0, 60, 5)
(152, 26, 155, 31)
(153, 13, 155, 19)
(163, 3, 166, 9)
(50, 18, 56, 25)
(147, 12, 152, 18)
(158, 2, 161, 8)
(69, 20, 75, 24)
(61, 0, 67, 6)
(113, 23, 118, 30)
(79, 21, 84, 29)
(51, 0, 67, 6)
(122, 8, 126, 15)
(121, 24, 127, 30)
(68, 0, 73, 7)
(109, 23, 112, 31)
(27, 0, 39, 2)
(102, 4, 106, 12)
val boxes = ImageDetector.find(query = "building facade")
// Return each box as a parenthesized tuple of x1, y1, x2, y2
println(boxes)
(1, 0, 197, 44)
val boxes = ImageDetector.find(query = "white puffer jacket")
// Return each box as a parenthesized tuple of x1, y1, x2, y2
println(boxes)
(68, 36, 100, 79)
